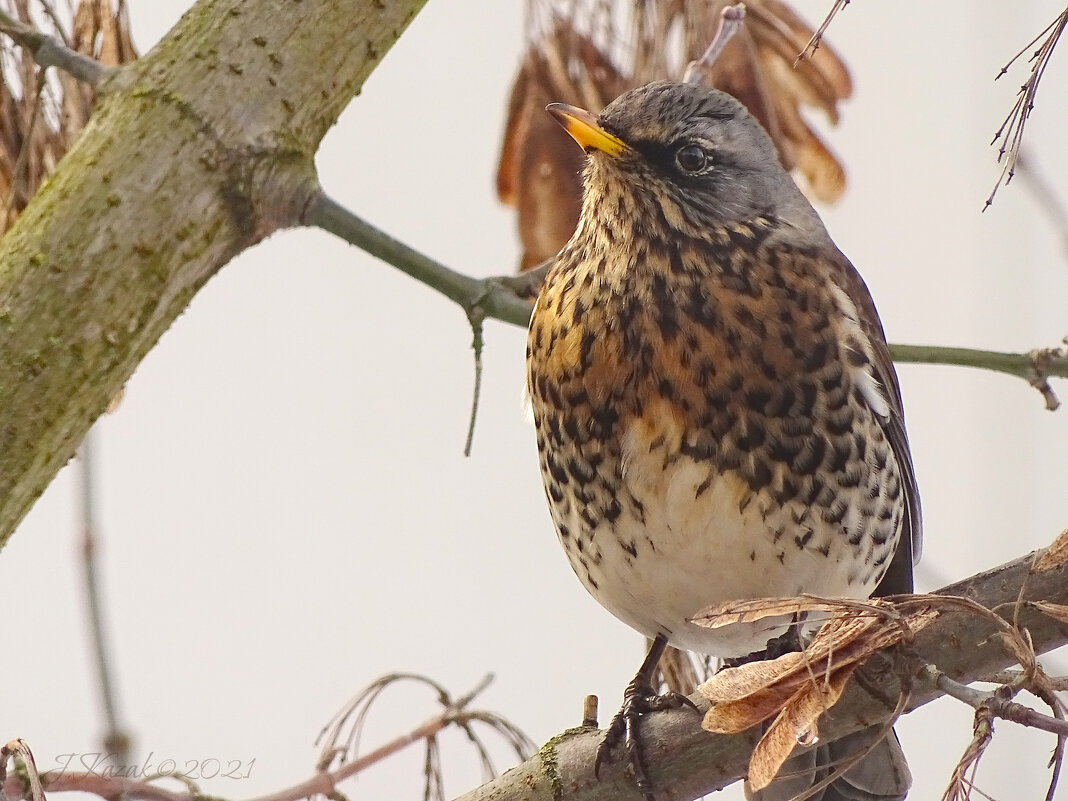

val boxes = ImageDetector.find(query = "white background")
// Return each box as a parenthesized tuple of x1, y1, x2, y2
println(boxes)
(3, 2, 1068, 800)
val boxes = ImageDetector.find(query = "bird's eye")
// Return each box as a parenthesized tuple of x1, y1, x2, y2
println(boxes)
(674, 144, 709, 174)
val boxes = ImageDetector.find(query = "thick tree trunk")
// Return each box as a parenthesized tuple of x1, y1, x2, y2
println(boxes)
(0, 0, 426, 547)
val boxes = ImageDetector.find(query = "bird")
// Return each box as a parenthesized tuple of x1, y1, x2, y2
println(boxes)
(525, 80, 921, 801)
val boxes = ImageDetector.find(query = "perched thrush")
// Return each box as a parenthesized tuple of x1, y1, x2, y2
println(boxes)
(526, 81, 921, 800)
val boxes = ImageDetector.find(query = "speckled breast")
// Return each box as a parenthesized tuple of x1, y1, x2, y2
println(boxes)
(526, 233, 905, 657)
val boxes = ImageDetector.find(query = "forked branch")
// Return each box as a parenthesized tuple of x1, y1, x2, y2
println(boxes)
(0, 9, 113, 85)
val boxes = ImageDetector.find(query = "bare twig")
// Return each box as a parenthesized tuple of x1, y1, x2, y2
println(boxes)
(0, 9, 113, 86)
(797, 0, 851, 65)
(928, 668, 1068, 737)
(464, 307, 485, 457)
(986, 6, 1068, 208)
(682, 4, 745, 85)
(78, 429, 132, 762)
(308, 673, 532, 801)
(979, 670, 1068, 692)
(1, 674, 524, 801)
(1035, 683, 1066, 801)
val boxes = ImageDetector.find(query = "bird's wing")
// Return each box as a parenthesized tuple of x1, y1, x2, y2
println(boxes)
(869, 336, 922, 596)
(831, 257, 922, 596)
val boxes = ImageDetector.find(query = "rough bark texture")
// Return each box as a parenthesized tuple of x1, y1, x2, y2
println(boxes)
(454, 548, 1068, 801)
(0, 0, 427, 547)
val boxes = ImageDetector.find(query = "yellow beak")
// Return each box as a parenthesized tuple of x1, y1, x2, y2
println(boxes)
(546, 103, 627, 157)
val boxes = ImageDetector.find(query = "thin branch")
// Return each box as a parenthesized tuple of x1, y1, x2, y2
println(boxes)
(682, 4, 745, 85)
(78, 429, 131, 761)
(890, 343, 1067, 410)
(306, 195, 1068, 407)
(797, 0, 851, 65)
(464, 308, 485, 457)
(986, 6, 1068, 208)
(302, 191, 533, 327)
(3, 675, 508, 801)
(928, 667, 1068, 737)
(979, 670, 1068, 692)
(0, 9, 113, 86)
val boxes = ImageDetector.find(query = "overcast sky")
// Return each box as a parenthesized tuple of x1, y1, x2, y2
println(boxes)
(4, 2, 1068, 800)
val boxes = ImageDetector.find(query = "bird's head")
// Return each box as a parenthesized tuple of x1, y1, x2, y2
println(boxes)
(547, 81, 828, 245)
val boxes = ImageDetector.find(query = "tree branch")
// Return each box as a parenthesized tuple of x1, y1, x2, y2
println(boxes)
(929, 668, 1068, 737)
(303, 191, 535, 326)
(890, 344, 1067, 410)
(306, 196, 1068, 408)
(0, 9, 113, 86)
(0, 0, 429, 549)
(449, 543, 1068, 801)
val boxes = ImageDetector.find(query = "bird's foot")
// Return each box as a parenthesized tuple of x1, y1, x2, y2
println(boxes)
(594, 671, 699, 799)
(764, 626, 803, 659)
(720, 628, 804, 670)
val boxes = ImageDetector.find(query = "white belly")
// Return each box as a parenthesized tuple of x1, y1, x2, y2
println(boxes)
(556, 438, 887, 658)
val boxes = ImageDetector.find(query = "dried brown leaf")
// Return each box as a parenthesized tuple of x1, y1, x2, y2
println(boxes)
(941, 709, 995, 801)
(788, 125, 846, 202)
(1034, 527, 1068, 572)
(748, 663, 857, 791)
(98, 2, 125, 67)
(693, 595, 865, 629)
(702, 672, 802, 733)
(496, 57, 531, 207)
(699, 602, 935, 735)
(496, 24, 622, 270)
(748, 2, 851, 119)
(700, 651, 806, 705)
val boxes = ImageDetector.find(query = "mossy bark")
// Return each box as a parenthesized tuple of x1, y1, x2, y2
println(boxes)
(0, 0, 427, 547)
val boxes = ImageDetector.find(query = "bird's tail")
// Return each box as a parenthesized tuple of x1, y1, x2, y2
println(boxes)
(745, 725, 911, 801)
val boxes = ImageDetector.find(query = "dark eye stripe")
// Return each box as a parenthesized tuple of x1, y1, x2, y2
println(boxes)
(629, 139, 677, 172)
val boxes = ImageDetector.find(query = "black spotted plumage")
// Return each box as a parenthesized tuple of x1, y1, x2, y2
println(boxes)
(527, 81, 920, 801)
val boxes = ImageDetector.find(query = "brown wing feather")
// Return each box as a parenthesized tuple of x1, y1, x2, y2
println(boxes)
(831, 257, 922, 596)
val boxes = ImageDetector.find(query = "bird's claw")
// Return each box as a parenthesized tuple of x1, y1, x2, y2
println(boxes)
(594, 684, 699, 799)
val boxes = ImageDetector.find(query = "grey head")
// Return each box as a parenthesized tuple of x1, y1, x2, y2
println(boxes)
(550, 80, 832, 247)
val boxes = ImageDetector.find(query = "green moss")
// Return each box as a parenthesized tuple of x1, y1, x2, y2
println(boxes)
(537, 726, 588, 800)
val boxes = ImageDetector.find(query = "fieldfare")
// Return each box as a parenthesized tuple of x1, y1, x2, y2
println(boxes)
(526, 80, 920, 801)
